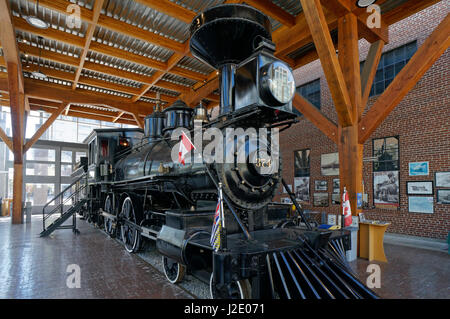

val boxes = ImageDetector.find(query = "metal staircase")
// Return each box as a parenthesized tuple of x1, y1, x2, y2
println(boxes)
(40, 173, 88, 237)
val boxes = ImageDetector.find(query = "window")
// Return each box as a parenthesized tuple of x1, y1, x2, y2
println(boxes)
(61, 151, 73, 163)
(362, 42, 417, 97)
(25, 183, 55, 206)
(296, 79, 321, 109)
(26, 163, 56, 176)
(26, 148, 55, 162)
(373, 136, 399, 172)
(294, 149, 310, 177)
(61, 164, 73, 177)
(88, 139, 97, 165)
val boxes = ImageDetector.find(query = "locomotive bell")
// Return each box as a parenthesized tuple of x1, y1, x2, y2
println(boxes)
(193, 102, 208, 124)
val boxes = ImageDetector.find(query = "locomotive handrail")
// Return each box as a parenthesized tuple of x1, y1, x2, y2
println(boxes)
(113, 108, 263, 162)
(42, 172, 88, 231)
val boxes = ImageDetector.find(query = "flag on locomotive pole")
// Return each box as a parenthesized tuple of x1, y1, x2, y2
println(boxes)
(178, 131, 195, 166)
(210, 184, 224, 252)
(342, 187, 352, 227)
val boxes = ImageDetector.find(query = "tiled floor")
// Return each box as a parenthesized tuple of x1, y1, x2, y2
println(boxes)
(0, 216, 193, 299)
(0, 216, 448, 299)
(350, 243, 450, 299)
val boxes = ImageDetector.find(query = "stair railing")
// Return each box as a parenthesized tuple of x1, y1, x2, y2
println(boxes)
(42, 173, 88, 232)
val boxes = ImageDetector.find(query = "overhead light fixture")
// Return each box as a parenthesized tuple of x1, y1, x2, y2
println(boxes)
(32, 36, 47, 80)
(356, 0, 377, 7)
(26, 0, 49, 29)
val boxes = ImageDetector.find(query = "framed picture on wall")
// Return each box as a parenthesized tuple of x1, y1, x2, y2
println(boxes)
(408, 196, 434, 214)
(373, 170, 399, 209)
(437, 189, 450, 204)
(332, 179, 340, 193)
(331, 193, 341, 205)
(408, 162, 429, 176)
(294, 177, 310, 202)
(315, 180, 328, 191)
(435, 172, 450, 188)
(406, 181, 433, 195)
(321, 152, 339, 176)
(313, 193, 329, 207)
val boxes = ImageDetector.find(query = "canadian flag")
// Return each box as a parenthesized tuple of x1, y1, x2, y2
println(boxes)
(178, 132, 195, 166)
(342, 187, 353, 227)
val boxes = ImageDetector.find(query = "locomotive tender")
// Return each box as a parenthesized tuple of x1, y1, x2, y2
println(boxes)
(77, 4, 377, 299)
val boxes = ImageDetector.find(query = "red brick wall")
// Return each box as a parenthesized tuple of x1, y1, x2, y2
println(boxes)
(276, 2, 450, 239)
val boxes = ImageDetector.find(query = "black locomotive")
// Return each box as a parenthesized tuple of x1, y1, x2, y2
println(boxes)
(76, 4, 377, 299)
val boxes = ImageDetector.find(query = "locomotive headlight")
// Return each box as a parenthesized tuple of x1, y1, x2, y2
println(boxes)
(260, 61, 295, 106)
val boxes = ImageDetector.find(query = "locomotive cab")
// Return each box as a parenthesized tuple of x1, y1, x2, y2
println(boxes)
(85, 128, 144, 183)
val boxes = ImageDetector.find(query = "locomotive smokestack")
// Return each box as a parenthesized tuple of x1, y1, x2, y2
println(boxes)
(219, 64, 236, 114)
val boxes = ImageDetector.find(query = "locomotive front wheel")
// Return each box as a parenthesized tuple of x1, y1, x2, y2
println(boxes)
(162, 256, 186, 284)
(120, 197, 141, 253)
(209, 274, 252, 299)
(104, 195, 116, 237)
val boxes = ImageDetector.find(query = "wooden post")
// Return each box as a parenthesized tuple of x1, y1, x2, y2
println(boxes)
(12, 163, 23, 224)
(8, 63, 25, 224)
(337, 13, 363, 217)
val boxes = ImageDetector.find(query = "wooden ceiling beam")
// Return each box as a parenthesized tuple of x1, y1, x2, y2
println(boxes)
(96, 15, 186, 55)
(0, 77, 155, 117)
(134, 0, 197, 24)
(14, 16, 207, 84)
(239, 0, 296, 27)
(132, 113, 144, 129)
(6, 62, 25, 162)
(0, 126, 13, 151)
(18, 63, 180, 104)
(32, 0, 189, 55)
(293, 93, 338, 144)
(359, 13, 450, 143)
(182, 76, 220, 107)
(25, 103, 138, 125)
(24, 102, 69, 152)
(37, 0, 94, 22)
(383, 0, 442, 26)
(13, 17, 85, 48)
(72, 0, 104, 90)
(143, 91, 178, 104)
(28, 103, 138, 125)
(360, 40, 385, 112)
(18, 43, 80, 67)
(132, 53, 184, 102)
(0, 0, 24, 94)
(18, 42, 191, 96)
(113, 111, 125, 123)
(155, 80, 190, 94)
(320, 0, 388, 43)
(300, 0, 354, 127)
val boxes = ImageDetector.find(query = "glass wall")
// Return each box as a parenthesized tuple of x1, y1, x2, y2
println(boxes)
(0, 106, 126, 211)
(0, 107, 137, 144)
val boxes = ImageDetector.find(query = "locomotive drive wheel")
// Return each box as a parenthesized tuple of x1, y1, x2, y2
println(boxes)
(209, 273, 252, 299)
(120, 197, 141, 253)
(162, 256, 186, 284)
(104, 195, 116, 237)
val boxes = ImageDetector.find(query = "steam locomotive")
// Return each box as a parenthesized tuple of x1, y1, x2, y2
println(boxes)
(76, 4, 377, 299)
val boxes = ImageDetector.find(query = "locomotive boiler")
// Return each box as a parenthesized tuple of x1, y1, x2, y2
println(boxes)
(80, 4, 377, 299)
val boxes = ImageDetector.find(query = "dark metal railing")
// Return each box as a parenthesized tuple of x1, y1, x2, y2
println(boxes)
(42, 173, 88, 232)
